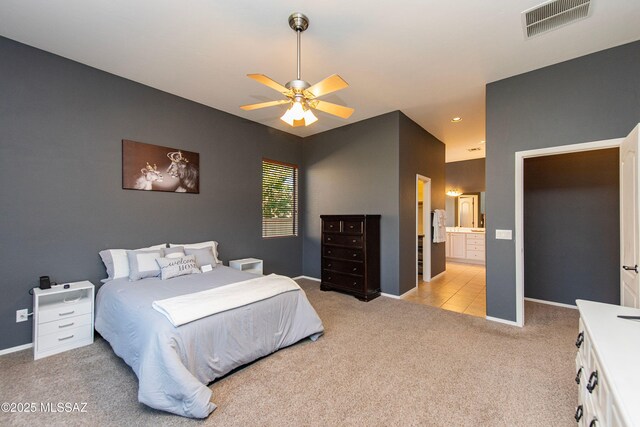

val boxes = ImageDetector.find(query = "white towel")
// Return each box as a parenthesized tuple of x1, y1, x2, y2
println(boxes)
(433, 209, 447, 243)
(152, 274, 301, 327)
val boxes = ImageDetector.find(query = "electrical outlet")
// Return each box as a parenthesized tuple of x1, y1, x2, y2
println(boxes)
(16, 309, 28, 323)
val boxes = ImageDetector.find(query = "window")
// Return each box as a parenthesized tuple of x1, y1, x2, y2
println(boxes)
(262, 159, 298, 238)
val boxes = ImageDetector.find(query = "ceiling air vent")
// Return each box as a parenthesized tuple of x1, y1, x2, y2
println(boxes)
(467, 147, 482, 152)
(522, 0, 591, 38)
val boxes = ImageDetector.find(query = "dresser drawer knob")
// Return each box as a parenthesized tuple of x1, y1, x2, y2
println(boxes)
(328, 250, 332, 255)
(353, 268, 357, 272)
(575, 367, 582, 384)
(59, 310, 75, 316)
(59, 322, 75, 329)
(58, 334, 74, 341)
(575, 331, 584, 348)
(353, 281, 357, 286)
(327, 237, 332, 241)
(586, 371, 598, 393)
(349, 225, 354, 229)
(352, 239, 356, 243)
(352, 253, 357, 258)
(328, 276, 332, 280)
(327, 264, 332, 268)
(574, 405, 583, 422)
(329, 224, 334, 228)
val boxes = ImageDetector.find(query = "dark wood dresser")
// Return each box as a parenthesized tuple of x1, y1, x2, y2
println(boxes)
(320, 214, 381, 301)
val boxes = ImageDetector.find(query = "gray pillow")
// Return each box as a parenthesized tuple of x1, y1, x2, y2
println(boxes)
(156, 255, 201, 280)
(184, 247, 217, 268)
(127, 249, 163, 281)
(162, 246, 186, 258)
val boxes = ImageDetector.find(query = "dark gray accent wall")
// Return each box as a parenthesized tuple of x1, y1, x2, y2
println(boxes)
(524, 149, 619, 305)
(445, 158, 486, 227)
(301, 113, 400, 293)
(0, 37, 303, 350)
(399, 113, 446, 295)
(486, 40, 640, 322)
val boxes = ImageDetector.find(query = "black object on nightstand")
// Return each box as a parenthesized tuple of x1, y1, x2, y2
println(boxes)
(320, 214, 381, 301)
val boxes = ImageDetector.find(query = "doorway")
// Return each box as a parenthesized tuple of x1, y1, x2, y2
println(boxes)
(458, 195, 479, 228)
(416, 175, 431, 285)
(515, 137, 623, 326)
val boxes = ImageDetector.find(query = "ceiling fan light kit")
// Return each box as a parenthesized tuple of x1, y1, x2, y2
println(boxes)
(240, 12, 354, 127)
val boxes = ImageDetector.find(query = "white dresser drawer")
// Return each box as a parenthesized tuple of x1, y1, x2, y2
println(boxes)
(466, 250, 485, 261)
(38, 313, 92, 337)
(37, 324, 92, 352)
(38, 299, 91, 324)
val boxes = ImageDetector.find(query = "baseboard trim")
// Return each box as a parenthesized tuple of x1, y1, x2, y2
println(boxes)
(525, 297, 577, 310)
(382, 287, 414, 299)
(486, 316, 521, 327)
(0, 342, 32, 356)
(293, 275, 320, 282)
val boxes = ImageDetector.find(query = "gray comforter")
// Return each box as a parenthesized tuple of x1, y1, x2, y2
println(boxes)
(95, 266, 324, 418)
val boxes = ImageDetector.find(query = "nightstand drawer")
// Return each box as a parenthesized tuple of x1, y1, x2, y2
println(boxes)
(38, 313, 92, 337)
(37, 324, 92, 352)
(38, 299, 92, 324)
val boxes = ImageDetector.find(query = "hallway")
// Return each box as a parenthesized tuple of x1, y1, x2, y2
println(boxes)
(402, 262, 486, 317)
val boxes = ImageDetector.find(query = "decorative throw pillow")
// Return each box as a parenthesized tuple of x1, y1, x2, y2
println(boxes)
(127, 249, 163, 281)
(162, 246, 186, 259)
(184, 247, 217, 268)
(100, 243, 166, 282)
(169, 241, 220, 264)
(156, 255, 201, 280)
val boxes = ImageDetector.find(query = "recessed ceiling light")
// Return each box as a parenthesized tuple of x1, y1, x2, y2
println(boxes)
(451, 117, 462, 123)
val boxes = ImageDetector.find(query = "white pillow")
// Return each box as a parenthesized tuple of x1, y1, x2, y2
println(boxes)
(169, 241, 220, 264)
(99, 243, 166, 282)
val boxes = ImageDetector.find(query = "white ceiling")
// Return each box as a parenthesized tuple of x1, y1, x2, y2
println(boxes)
(1, 1, 639, 162)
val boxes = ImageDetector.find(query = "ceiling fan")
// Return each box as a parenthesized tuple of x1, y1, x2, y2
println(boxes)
(240, 12, 354, 127)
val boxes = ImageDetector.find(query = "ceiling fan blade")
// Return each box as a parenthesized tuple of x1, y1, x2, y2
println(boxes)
(310, 100, 354, 119)
(240, 99, 290, 111)
(247, 74, 292, 96)
(304, 74, 349, 99)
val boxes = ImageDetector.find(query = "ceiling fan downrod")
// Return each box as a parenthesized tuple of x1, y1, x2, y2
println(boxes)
(287, 13, 310, 91)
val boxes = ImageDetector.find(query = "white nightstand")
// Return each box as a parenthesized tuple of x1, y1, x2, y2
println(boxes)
(33, 281, 94, 360)
(229, 258, 263, 275)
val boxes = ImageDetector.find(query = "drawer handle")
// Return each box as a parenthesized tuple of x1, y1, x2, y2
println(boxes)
(574, 405, 583, 422)
(58, 334, 75, 341)
(59, 322, 75, 329)
(349, 225, 354, 229)
(352, 254, 357, 258)
(575, 332, 584, 349)
(327, 250, 332, 255)
(327, 237, 332, 241)
(329, 224, 334, 228)
(353, 281, 357, 286)
(59, 311, 75, 316)
(589, 418, 598, 427)
(575, 367, 582, 384)
(586, 371, 598, 393)
(63, 297, 81, 303)
(352, 268, 357, 272)
(328, 264, 332, 268)
(328, 276, 332, 280)
(352, 239, 356, 243)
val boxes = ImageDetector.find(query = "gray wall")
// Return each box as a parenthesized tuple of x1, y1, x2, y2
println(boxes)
(445, 158, 486, 227)
(0, 37, 303, 350)
(399, 113, 446, 295)
(486, 40, 640, 322)
(524, 149, 620, 305)
(302, 113, 400, 294)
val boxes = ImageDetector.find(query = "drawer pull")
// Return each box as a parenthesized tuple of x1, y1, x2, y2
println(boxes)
(327, 250, 332, 255)
(327, 264, 332, 268)
(58, 334, 74, 341)
(353, 268, 357, 272)
(329, 224, 334, 228)
(58, 322, 75, 329)
(59, 311, 75, 316)
(328, 276, 332, 281)
(575, 331, 584, 348)
(352, 253, 357, 258)
(349, 225, 354, 229)
(352, 239, 356, 243)
(574, 405, 583, 422)
(589, 418, 598, 427)
(327, 237, 332, 241)
(586, 371, 598, 393)
(353, 281, 357, 286)
(575, 367, 582, 384)
(63, 297, 81, 303)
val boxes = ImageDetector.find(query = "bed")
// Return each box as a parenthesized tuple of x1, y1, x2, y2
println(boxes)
(95, 265, 324, 418)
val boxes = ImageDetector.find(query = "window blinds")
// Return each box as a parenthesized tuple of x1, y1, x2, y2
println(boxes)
(262, 159, 298, 238)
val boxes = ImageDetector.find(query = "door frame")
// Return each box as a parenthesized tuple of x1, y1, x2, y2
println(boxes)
(458, 194, 479, 228)
(417, 175, 432, 285)
(514, 138, 622, 327)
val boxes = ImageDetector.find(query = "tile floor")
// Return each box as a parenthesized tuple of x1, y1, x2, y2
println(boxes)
(402, 262, 486, 317)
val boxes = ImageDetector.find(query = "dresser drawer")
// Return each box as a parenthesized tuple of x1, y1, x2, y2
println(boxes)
(38, 313, 92, 337)
(38, 299, 92, 324)
(466, 250, 485, 261)
(323, 234, 363, 248)
(466, 243, 485, 251)
(37, 324, 93, 352)
(323, 246, 363, 261)
(342, 220, 363, 234)
(323, 270, 363, 290)
(324, 259, 364, 276)
(323, 220, 341, 232)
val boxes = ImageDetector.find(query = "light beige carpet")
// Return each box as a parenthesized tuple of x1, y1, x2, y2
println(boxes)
(0, 279, 578, 426)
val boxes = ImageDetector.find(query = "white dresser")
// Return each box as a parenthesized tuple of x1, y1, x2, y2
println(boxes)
(575, 300, 640, 426)
(33, 281, 94, 360)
